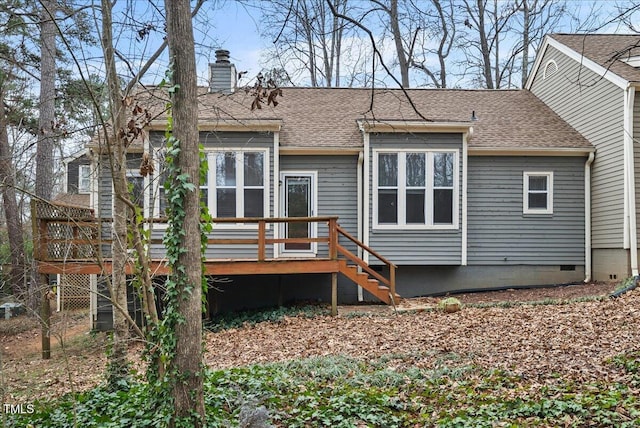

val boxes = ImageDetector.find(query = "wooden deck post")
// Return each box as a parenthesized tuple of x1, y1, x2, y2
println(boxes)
(329, 218, 337, 260)
(331, 272, 338, 316)
(258, 220, 266, 261)
(390, 264, 396, 300)
(41, 274, 51, 360)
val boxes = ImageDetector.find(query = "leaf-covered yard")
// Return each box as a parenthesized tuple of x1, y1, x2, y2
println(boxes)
(4, 281, 640, 426)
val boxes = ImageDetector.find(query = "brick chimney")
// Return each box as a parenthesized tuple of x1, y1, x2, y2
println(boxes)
(209, 49, 237, 94)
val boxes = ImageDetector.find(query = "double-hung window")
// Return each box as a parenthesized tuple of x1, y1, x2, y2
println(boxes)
(78, 165, 91, 194)
(374, 150, 457, 228)
(523, 172, 553, 214)
(207, 150, 268, 220)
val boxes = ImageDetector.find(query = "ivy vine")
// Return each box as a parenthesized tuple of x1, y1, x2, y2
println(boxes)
(145, 68, 211, 425)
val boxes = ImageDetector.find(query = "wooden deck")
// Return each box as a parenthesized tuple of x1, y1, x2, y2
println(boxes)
(31, 201, 399, 309)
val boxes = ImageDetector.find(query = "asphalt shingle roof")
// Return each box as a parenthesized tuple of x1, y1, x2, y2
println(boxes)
(550, 33, 640, 83)
(138, 87, 592, 151)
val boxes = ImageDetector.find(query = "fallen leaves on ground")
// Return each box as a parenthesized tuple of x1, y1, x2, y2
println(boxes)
(2, 282, 635, 403)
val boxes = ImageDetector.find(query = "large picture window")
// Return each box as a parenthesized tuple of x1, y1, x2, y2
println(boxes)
(78, 165, 91, 194)
(208, 150, 268, 219)
(523, 172, 553, 214)
(374, 150, 457, 228)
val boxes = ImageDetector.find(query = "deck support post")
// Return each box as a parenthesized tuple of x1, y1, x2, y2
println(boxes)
(331, 272, 338, 316)
(41, 274, 51, 359)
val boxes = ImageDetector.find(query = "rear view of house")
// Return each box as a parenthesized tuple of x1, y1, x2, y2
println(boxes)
(36, 49, 595, 327)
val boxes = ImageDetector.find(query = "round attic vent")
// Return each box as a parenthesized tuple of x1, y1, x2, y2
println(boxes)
(543, 60, 558, 79)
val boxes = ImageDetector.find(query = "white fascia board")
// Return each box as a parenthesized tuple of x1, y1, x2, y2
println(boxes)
(62, 147, 89, 165)
(542, 37, 628, 90)
(468, 147, 594, 156)
(358, 119, 473, 134)
(279, 147, 362, 155)
(147, 119, 282, 132)
(525, 36, 551, 90)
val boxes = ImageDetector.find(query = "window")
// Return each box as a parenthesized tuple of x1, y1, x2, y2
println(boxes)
(208, 150, 268, 219)
(78, 165, 91, 194)
(523, 172, 553, 214)
(126, 170, 145, 211)
(374, 150, 457, 228)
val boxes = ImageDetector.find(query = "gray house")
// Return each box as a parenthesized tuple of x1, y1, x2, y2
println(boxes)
(46, 49, 596, 324)
(527, 34, 640, 282)
(89, 52, 592, 309)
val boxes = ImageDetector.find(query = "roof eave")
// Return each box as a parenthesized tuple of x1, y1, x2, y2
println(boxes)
(148, 119, 282, 132)
(358, 119, 473, 134)
(469, 147, 595, 156)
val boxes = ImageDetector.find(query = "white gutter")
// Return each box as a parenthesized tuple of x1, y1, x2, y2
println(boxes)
(357, 151, 364, 302)
(584, 152, 595, 282)
(461, 131, 469, 265)
(625, 86, 638, 276)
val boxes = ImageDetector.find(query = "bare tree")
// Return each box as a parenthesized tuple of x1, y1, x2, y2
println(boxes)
(261, 0, 355, 86)
(408, 0, 456, 88)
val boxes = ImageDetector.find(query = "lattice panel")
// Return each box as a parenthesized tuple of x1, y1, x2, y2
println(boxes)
(59, 274, 90, 310)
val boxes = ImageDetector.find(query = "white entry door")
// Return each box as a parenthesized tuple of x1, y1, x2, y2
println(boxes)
(280, 171, 317, 255)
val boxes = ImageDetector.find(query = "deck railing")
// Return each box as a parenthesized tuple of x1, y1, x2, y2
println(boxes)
(33, 210, 396, 299)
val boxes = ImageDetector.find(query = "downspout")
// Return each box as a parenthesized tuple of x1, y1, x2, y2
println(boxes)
(357, 151, 364, 302)
(626, 86, 638, 276)
(584, 151, 594, 282)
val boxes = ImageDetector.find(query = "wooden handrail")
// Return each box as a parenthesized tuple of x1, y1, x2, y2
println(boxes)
(335, 225, 396, 268)
(335, 224, 397, 300)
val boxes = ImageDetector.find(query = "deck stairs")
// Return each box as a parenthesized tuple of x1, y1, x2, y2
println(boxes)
(334, 225, 400, 305)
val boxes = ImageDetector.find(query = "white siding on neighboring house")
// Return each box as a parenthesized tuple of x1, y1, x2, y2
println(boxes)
(530, 45, 625, 249)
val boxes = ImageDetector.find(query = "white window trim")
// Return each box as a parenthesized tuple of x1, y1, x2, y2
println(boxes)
(206, 148, 270, 230)
(523, 171, 553, 215)
(78, 164, 91, 194)
(372, 149, 459, 230)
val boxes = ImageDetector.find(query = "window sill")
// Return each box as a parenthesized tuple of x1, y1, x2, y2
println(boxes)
(373, 224, 459, 231)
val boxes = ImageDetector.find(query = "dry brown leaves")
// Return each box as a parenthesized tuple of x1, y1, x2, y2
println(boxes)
(2, 282, 636, 402)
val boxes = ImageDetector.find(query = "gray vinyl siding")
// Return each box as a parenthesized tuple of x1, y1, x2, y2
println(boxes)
(467, 156, 585, 265)
(66, 155, 90, 194)
(96, 153, 142, 219)
(368, 133, 463, 265)
(148, 131, 275, 259)
(529, 45, 625, 249)
(280, 155, 359, 258)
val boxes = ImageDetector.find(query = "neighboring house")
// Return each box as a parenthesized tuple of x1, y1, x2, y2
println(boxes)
(526, 34, 640, 281)
(41, 49, 595, 326)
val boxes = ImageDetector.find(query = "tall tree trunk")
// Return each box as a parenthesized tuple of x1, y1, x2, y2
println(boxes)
(164, 0, 205, 423)
(36, 0, 57, 359)
(101, 0, 131, 382)
(521, 0, 531, 88)
(389, 0, 410, 87)
(0, 83, 25, 297)
(476, 0, 494, 89)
